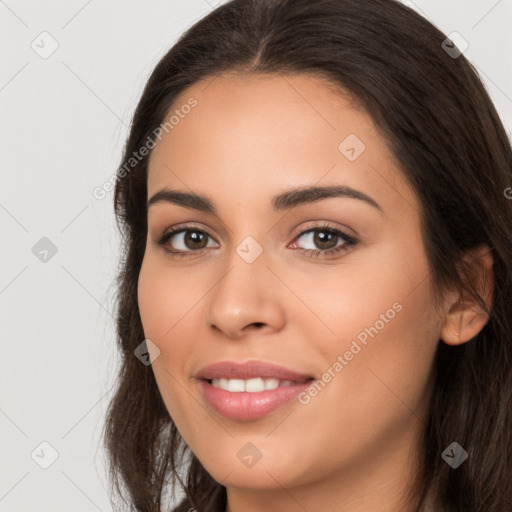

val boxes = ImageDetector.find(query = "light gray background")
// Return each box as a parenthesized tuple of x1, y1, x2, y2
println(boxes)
(1, 1, 511, 510)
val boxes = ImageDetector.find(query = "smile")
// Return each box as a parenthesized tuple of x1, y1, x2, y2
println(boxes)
(195, 360, 315, 420)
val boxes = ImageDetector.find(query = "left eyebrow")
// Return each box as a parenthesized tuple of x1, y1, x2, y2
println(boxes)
(270, 184, 383, 214)
(147, 184, 384, 215)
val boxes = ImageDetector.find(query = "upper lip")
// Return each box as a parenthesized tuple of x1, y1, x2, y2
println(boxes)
(195, 360, 314, 381)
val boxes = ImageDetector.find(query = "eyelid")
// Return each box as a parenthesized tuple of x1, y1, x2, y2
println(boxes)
(291, 220, 358, 240)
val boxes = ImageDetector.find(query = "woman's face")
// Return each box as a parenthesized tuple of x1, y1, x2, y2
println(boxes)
(138, 72, 444, 503)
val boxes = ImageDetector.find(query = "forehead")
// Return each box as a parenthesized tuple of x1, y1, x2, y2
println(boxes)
(146, 72, 417, 216)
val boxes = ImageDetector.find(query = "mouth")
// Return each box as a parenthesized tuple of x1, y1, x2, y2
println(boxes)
(195, 360, 315, 421)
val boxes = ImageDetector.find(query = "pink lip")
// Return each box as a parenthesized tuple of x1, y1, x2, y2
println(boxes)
(195, 360, 313, 381)
(195, 361, 314, 421)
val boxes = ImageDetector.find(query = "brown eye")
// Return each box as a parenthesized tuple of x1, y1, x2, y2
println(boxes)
(291, 226, 358, 259)
(312, 230, 339, 250)
(156, 226, 218, 255)
(180, 230, 209, 250)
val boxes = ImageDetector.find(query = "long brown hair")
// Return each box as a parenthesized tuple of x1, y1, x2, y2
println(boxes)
(103, 0, 512, 510)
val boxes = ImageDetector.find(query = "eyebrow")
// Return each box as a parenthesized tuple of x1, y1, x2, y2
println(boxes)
(147, 185, 383, 215)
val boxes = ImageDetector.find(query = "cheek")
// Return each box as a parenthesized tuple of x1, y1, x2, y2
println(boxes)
(137, 254, 203, 344)
(341, 244, 439, 393)
(294, 239, 433, 352)
(301, 238, 439, 408)
(137, 257, 202, 429)
(285, 277, 439, 480)
(137, 256, 192, 392)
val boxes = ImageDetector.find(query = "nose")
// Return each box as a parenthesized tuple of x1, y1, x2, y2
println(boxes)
(205, 253, 286, 340)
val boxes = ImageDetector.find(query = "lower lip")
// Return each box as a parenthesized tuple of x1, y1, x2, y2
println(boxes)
(198, 379, 312, 421)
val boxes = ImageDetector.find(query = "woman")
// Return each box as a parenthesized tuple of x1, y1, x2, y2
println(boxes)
(103, 0, 512, 510)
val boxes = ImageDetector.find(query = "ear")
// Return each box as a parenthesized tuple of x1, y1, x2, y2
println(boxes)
(440, 245, 494, 346)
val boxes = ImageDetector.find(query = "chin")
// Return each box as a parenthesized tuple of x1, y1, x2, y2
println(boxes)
(196, 444, 311, 491)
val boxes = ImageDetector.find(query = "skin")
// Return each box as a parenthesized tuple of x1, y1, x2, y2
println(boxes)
(137, 72, 493, 512)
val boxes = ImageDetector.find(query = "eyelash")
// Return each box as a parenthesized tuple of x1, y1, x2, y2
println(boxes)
(155, 222, 358, 260)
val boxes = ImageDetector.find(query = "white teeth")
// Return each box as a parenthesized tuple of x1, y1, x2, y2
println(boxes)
(227, 379, 245, 392)
(264, 378, 279, 390)
(210, 377, 301, 392)
(245, 378, 265, 392)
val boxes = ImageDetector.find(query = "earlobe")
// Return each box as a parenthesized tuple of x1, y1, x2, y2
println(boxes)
(439, 245, 494, 346)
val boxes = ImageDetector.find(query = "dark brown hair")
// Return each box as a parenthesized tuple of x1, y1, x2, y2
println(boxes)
(103, 0, 512, 510)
